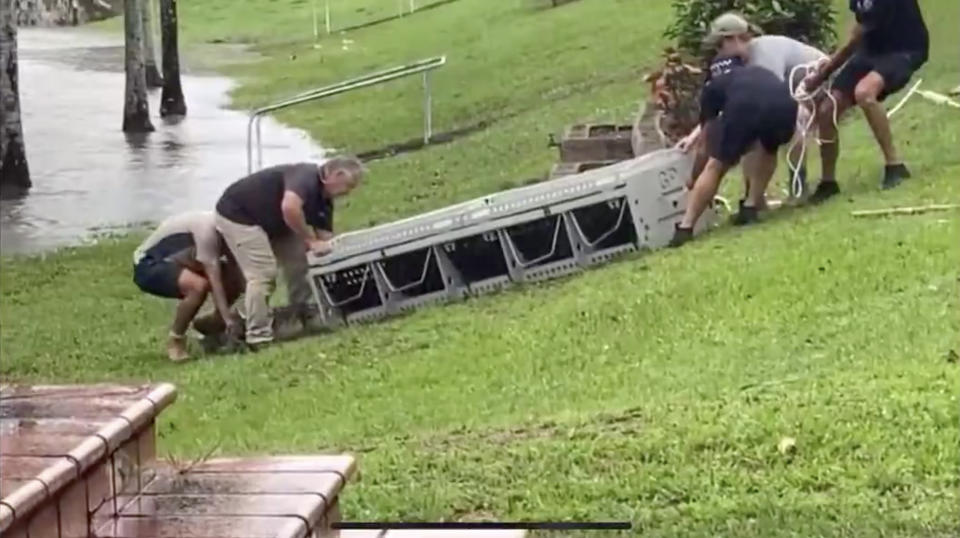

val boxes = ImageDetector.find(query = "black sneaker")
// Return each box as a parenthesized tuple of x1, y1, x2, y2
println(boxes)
(809, 180, 840, 204)
(731, 202, 759, 226)
(668, 225, 693, 248)
(882, 163, 911, 190)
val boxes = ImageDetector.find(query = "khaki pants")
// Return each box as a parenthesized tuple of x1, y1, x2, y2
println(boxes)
(215, 212, 312, 344)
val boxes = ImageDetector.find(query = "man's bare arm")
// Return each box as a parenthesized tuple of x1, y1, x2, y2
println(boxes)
(812, 23, 864, 85)
(202, 260, 234, 328)
(280, 190, 317, 243)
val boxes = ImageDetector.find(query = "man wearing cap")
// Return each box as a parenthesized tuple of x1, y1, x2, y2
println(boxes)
(804, 0, 928, 201)
(214, 156, 364, 347)
(669, 51, 798, 247)
(679, 13, 829, 199)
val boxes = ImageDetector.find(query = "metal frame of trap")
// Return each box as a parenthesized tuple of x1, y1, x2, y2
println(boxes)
(306, 149, 715, 328)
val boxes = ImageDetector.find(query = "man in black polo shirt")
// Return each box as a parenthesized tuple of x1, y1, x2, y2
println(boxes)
(805, 0, 928, 201)
(670, 54, 798, 247)
(215, 156, 364, 346)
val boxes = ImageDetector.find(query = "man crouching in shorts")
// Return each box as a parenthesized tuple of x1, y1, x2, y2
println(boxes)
(804, 0, 928, 201)
(133, 211, 244, 361)
(669, 54, 798, 248)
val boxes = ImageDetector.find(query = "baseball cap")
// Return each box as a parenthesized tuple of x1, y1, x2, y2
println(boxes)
(703, 13, 762, 48)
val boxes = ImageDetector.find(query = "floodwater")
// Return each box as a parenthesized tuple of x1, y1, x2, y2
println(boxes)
(0, 28, 325, 255)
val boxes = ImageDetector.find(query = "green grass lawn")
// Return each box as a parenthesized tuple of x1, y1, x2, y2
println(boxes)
(4, 0, 960, 535)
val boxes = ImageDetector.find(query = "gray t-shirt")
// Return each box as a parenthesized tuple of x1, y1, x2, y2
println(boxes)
(134, 211, 221, 266)
(747, 35, 827, 86)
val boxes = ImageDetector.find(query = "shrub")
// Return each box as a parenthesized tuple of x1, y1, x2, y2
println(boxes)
(664, 0, 837, 58)
(644, 49, 703, 144)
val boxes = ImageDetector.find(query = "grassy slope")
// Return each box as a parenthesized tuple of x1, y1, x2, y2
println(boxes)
(4, 0, 960, 535)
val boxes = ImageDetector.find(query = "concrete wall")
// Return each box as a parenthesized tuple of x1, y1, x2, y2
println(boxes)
(15, 0, 120, 27)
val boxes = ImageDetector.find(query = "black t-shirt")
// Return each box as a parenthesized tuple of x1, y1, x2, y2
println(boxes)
(699, 58, 792, 124)
(851, 0, 928, 58)
(216, 163, 334, 238)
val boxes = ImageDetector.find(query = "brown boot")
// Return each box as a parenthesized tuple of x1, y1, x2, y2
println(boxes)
(166, 334, 190, 362)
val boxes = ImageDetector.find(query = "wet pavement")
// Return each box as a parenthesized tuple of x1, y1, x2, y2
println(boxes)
(0, 28, 325, 255)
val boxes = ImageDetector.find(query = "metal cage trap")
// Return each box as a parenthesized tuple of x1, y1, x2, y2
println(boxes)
(306, 148, 714, 328)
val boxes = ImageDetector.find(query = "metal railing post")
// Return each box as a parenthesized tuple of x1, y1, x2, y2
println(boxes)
(324, 0, 331, 33)
(256, 117, 264, 171)
(246, 115, 256, 173)
(246, 56, 445, 173)
(423, 71, 432, 145)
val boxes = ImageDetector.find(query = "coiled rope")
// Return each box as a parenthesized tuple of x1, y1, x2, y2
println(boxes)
(787, 60, 923, 198)
(785, 60, 836, 198)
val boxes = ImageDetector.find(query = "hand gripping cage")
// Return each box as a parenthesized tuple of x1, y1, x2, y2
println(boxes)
(306, 148, 714, 327)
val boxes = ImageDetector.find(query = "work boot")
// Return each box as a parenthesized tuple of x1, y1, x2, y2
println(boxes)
(166, 334, 190, 363)
(668, 225, 694, 248)
(882, 163, 911, 190)
(273, 305, 304, 341)
(808, 179, 840, 204)
(246, 339, 274, 353)
(731, 201, 759, 226)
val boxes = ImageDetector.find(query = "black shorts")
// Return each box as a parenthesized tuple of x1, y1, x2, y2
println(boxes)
(706, 100, 798, 166)
(133, 256, 183, 299)
(833, 50, 926, 102)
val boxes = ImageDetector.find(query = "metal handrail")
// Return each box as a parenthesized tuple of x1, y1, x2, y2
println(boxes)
(246, 55, 447, 173)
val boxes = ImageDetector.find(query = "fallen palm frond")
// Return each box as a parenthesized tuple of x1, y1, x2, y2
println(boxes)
(851, 204, 960, 218)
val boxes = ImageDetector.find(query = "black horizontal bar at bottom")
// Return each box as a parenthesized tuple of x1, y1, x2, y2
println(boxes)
(334, 521, 631, 530)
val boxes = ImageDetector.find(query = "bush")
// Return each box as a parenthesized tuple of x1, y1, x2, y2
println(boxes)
(644, 49, 703, 143)
(664, 0, 837, 58)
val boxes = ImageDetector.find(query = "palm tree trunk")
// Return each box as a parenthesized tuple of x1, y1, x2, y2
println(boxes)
(123, 0, 154, 132)
(141, 0, 164, 88)
(0, 0, 30, 197)
(159, 0, 186, 116)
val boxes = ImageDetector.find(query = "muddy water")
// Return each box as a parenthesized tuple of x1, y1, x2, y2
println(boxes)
(0, 28, 325, 255)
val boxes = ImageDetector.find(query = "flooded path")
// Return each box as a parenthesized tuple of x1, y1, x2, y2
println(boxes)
(0, 28, 325, 255)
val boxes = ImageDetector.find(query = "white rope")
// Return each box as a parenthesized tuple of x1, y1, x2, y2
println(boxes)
(713, 195, 732, 213)
(786, 67, 925, 200)
(887, 78, 923, 118)
(786, 61, 839, 199)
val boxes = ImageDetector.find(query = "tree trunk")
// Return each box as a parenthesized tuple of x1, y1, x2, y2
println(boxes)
(0, 0, 30, 198)
(141, 0, 163, 88)
(123, 0, 154, 132)
(159, 0, 186, 117)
